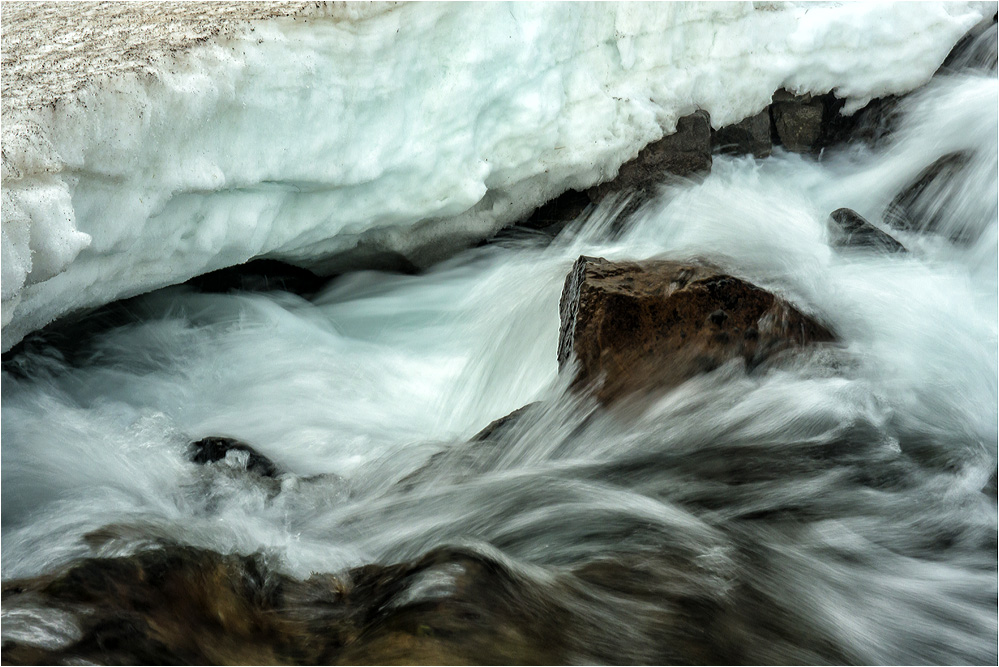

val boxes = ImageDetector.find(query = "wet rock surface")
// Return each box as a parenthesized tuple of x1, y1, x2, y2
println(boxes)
(519, 190, 592, 234)
(827, 95, 902, 148)
(940, 13, 998, 73)
(397, 403, 541, 492)
(829, 208, 907, 253)
(0, 543, 734, 666)
(558, 256, 836, 403)
(766, 90, 899, 153)
(190, 436, 280, 478)
(588, 111, 712, 205)
(713, 108, 772, 157)
(770, 90, 825, 153)
(883, 152, 976, 242)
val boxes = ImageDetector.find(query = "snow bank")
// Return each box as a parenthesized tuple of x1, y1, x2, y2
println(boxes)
(1, 1, 989, 351)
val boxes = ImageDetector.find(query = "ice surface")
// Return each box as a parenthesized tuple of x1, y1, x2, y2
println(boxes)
(1, 1, 990, 350)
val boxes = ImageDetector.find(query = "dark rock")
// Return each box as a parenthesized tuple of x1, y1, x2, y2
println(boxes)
(829, 208, 907, 253)
(519, 189, 591, 234)
(882, 152, 974, 242)
(819, 95, 902, 148)
(708, 309, 729, 326)
(397, 404, 540, 492)
(557, 256, 835, 402)
(769, 89, 907, 154)
(712, 108, 772, 157)
(940, 16, 998, 73)
(0, 543, 729, 665)
(190, 436, 279, 478)
(470, 403, 537, 442)
(308, 242, 421, 276)
(587, 110, 712, 205)
(770, 90, 825, 153)
(187, 259, 330, 295)
(985, 468, 998, 500)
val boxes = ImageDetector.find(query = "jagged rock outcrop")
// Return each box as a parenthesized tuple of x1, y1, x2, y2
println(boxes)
(557, 256, 835, 402)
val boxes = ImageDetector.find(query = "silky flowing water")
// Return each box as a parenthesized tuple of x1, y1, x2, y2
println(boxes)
(2, 58, 997, 663)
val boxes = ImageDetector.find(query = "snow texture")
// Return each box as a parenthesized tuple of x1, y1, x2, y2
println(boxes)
(0, 1, 990, 350)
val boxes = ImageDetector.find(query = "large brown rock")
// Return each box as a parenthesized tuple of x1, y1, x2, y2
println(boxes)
(558, 256, 835, 402)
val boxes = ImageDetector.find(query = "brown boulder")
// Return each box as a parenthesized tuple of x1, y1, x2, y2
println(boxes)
(557, 256, 835, 402)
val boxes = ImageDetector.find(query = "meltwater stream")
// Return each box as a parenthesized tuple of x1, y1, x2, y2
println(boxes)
(3, 67, 998, 662)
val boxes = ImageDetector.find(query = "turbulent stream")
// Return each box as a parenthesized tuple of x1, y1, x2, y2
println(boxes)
(3, 43, 998, 664)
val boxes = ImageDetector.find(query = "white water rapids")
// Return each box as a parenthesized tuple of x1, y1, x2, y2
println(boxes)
(3, 45, 997, 664)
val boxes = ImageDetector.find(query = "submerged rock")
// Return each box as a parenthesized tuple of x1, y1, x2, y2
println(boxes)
(829, 208, 907, 253)
(882, 152, 975, 242)
(0, 543, 730, 665)
(557, 256, 835, 402)
(190, 436, 279, 478)
(397, 403, 540, 492)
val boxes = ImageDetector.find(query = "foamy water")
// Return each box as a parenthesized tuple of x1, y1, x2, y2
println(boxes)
(3, 64, 996, 663)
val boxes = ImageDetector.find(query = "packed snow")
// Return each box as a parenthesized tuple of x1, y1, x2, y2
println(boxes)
(0, 1, 990, 351)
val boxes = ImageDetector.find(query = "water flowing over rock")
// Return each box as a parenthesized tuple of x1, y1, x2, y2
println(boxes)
(558, 256, 836, 402)
(517, 190, 592, 235)
(0, 544, 733, 665)
(190, 436, 280, 478)
(940, 12, 998, 73)
(829, 208, 907, 253)
(883, 152, 977, 242)
(2, 5, 996, 666)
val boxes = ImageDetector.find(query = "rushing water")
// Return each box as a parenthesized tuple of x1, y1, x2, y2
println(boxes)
(3, 57, 997, 663)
